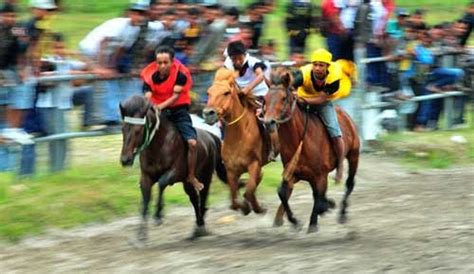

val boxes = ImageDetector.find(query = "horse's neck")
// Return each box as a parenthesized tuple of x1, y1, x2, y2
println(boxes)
(278, 105, 306, 144)
(223, 96, 257, 142)
(144, 115, 178, 157)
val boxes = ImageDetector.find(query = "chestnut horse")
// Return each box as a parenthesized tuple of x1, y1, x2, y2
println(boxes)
(202, 68, 271, 215)
(120, 95, 227, 243)
(263, 73, 360, 233)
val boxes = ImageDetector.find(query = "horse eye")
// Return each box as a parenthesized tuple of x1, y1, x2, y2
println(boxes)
(224, 91, 231, 96)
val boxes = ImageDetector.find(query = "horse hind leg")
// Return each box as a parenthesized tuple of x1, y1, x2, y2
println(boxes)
(308, 176, 332, 233)
(183, 180, 208, 240)
(339, 149, 359, 224)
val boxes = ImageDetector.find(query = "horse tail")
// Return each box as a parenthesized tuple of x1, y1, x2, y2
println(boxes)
(210, 133, 228, 184)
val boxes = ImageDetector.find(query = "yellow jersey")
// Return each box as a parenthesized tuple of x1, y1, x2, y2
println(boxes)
(297, 62, 351, 101)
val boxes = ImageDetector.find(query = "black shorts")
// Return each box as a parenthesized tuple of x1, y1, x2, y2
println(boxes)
(162, 105, 197, 141)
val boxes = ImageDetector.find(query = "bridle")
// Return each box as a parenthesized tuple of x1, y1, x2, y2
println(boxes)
(264, 86, 298, 124)
(210, 81, 246, 126)
(122, 104, 161, 156)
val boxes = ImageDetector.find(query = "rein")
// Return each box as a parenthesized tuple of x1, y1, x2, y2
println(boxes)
(123, 105, 161, 155)
(224, 110, 246, 126)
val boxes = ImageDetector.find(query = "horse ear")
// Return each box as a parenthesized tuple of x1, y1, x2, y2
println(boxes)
(281, 72, 292, 88)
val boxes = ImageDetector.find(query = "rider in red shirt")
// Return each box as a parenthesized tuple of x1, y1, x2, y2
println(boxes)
(141, 46, 203, 191)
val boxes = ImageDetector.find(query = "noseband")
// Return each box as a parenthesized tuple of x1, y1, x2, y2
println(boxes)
(123, 104, 161, 155)
(268, 87, 298, 124)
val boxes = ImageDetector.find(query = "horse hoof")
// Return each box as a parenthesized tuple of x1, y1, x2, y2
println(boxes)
(230, 204, 239, 211)
(273, 218, 284, 227)
(129, 238, 147, 249)
(240, 205, 251, 216)
(154, 217, 163, 226)
(339, 214, 348, 224)
(290, 218, 302, 231)
(327, 198, 336, 209)
(307, 225, 318, 234)
(188, 226, 209, 240)
(254, 206, 267, 215)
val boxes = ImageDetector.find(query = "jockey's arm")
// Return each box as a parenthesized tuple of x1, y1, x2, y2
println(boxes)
(242, 66, 266, 95)
(299, 93, 328, 105)
(156, 85, 182, 110)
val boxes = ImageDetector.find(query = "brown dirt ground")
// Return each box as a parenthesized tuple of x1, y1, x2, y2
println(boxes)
(1, 155, 473, 273)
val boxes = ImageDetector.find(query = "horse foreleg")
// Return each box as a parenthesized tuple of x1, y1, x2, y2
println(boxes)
(154, 184, 166, 226)
(154, 170, 176, 226)
(138, 176, 153, 242)
(227, 171, 249, 214)
(278, 178, 301, 229)
(245, 163, 266, 214)
(273, 178, 296, 227)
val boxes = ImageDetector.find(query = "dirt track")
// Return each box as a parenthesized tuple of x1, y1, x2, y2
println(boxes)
(1, 155, 473, 273)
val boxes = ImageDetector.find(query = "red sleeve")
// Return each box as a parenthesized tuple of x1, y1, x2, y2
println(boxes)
(321, 0, 339, 18)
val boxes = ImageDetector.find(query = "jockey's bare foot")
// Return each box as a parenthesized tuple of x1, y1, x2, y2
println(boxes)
(188, 177, 204, 191)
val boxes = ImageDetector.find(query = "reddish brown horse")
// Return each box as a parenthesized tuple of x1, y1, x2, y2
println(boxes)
(263, 72, 360, 233)
(202, 68, 271, 215)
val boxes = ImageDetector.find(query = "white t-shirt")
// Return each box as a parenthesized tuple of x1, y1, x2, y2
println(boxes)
(224, 54, 269, 97)
(79, 18, 161, 57)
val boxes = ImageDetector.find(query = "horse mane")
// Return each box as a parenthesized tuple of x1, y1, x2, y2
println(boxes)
(213, 67, 259, 111)
(121, 95, 150, 117)
(271, 66, 294, 90)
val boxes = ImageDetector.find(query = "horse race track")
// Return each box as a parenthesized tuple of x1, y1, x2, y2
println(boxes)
(1, 155, 473, 273)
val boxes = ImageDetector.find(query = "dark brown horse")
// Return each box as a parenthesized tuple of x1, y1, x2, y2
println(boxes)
(202, 68, 271, 215)
(263, 73, 360, 233)
(119, 95, 227, 243)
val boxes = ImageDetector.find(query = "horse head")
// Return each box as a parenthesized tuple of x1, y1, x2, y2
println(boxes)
(119, 95, 160, 166)
(203, 68, 240, 125)
(263, 70, 296, 131)
(203, 68, 258, 125)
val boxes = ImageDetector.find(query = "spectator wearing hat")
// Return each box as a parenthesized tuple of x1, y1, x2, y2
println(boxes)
(386, 8, 410, 41)
(79, 2, 159, 127)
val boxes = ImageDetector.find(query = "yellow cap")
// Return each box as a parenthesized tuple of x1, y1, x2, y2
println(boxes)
(310, 49, 332, 64)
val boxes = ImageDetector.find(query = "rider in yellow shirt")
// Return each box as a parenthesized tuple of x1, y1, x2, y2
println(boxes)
(292, 48, 351, 183)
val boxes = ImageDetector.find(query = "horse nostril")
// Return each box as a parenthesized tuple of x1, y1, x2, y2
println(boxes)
(203, 108, 217, 119)
(121, 156, 133, 166)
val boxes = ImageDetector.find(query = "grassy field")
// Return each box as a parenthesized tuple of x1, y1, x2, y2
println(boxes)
(1, 124, 473, 242)
(0, 135, 286, 242)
